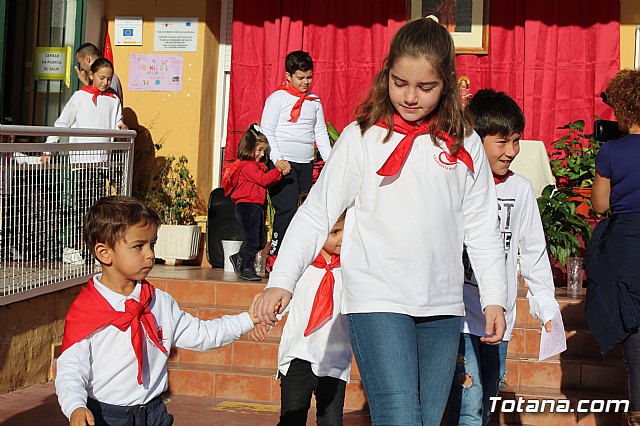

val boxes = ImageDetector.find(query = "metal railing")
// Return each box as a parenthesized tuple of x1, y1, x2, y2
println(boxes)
(0, 125, 136, 305)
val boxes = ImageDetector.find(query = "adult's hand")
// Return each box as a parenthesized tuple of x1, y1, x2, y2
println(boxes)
(254, 287, 292, 326)
(480, 304, 506, 345)
(74, 66, 89, 86)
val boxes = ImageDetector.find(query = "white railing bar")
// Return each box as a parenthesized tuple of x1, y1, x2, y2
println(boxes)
(0, 124, 137, 139)
(0, 142, 134, 152)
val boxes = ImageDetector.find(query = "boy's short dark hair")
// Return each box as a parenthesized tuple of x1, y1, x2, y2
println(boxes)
(468, 89, 525, 139)
(76, 42, 101, 58)
(84, 196, 161, 256)
(285, 51, 313, 75)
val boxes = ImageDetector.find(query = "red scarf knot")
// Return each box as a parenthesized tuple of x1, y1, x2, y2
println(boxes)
(80, 85, 117, 105)
(493, 171, 513, 185)
(304, 253, 341, 337)
(276, 82, 319, 123)
(61, 278, 167, 385)
(375, 113, 474, 176)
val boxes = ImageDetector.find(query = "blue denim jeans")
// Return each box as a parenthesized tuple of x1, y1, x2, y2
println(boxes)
(446, 333, 509, 426)
(347, 313, 461, 426)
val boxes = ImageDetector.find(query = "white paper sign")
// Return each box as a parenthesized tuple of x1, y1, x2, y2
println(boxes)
(115, 16, 143, 46)
(154, 18, 198, 52)
(538, 311, 567, 361)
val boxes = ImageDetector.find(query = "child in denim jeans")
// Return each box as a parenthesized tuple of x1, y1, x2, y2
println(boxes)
(447, 89, 560, 425)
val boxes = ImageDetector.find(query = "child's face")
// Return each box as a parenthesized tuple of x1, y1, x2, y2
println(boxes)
(389, 56, 444, 123)
(322, 220, 344, 256)
(106, 221, 158, 283)
(286, 70, 313, 93)
(253, 142, 268, 162)
(483, 133, 521, 176)
(90, 66, 114, 92)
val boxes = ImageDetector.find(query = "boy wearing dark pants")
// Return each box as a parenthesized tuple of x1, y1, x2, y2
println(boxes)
(55, 196, 260, 425)
(260, 50, 332, 268)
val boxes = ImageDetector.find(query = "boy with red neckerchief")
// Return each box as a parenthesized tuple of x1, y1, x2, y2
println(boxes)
(55, 196, 260, 426)
(260, 51, 333, 270)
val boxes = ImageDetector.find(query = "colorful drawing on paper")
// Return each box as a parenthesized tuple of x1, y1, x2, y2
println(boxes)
(128, 54, 183, 92)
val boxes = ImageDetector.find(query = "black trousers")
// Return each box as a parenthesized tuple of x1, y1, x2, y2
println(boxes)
(268, 161, 313, 256)
(623, 331, 640, 411)
(87, 395, 174, 426)
(235, 202, 266, 269)
(278, 358, 346, 426)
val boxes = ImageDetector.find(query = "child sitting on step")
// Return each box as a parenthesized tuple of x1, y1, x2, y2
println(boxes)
(252, 202, 351, 426)
(55, 195, 261, 426)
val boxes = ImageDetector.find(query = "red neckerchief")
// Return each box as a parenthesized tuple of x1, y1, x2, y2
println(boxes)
(80, 85, 117, 105)
(304, 253, 341, 337)
(61, 278, 167, 385)
(493, 171, 513, 185)
(375, 113, 474, 176)
(276, 82, 319, 123)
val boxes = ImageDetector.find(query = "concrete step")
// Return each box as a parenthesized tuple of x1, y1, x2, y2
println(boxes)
(166, 362, 368, 411)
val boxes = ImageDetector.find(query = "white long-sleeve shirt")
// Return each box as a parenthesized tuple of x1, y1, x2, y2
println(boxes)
(462, 173, 560, 340)
(46, 89, 123, 164)
(55, 275, 254, 419)
(260, 89, 331, 163)
(267, 122, 508, 317)
(278, 264, 352, 383)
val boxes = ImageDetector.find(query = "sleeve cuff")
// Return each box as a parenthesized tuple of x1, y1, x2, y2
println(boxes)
(238, 311, 255, 334)
(480, 295, 507, 311)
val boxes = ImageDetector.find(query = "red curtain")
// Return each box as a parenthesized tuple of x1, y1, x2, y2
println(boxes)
(456, 0, 619, 149)
(224, 0, 406, 163)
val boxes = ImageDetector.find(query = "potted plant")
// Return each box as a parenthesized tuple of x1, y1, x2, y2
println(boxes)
(549, 120, 602, 217)
(145, 144, 201, 265)
(312, 122, 340, 183)
(537, 185, 593, 283)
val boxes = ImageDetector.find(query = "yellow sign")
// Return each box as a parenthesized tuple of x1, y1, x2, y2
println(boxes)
(34, 46, 72, 87)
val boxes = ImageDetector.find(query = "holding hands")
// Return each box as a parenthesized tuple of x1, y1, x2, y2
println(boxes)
(275, 160, 291, 175)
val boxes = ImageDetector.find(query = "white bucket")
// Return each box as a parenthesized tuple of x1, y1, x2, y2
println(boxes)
(221, 240, 243, 272)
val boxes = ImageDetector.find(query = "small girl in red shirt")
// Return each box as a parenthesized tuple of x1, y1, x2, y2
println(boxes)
(224, 124, 290, 280)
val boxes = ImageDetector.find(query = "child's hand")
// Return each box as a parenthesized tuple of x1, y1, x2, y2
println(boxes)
(70, 407, 95, 425)
(250, 323, 271, 341)
(41, 153, 51, 164)
(275, 160, 291, 175)
(480, 304, 506, 345)
(248, 293, 262, 325)
(537, 320, 553, 335)
(117, 122, 129, 131)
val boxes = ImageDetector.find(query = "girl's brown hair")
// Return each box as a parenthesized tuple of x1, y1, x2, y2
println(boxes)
(237, 123, 269, 162)
(355, 18, 471, 152)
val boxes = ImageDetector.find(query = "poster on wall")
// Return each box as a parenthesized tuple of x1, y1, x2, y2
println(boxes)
(115, 16, 143, 46)
(128, 54, 183, 92)
(154, 18, 198, 52)
(34, 46, 72, 87)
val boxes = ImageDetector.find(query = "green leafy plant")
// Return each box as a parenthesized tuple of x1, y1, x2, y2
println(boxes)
(550, 119, 602, 188)
(313, 121, 340, 162)
(537, 185, 593, 268)
(145, 143, 198, 225)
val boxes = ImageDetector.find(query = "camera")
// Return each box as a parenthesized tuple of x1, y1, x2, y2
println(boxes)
(594, 92, 627, 142)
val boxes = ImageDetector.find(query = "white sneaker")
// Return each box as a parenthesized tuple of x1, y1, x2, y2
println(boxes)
(63, 247, 84, 265)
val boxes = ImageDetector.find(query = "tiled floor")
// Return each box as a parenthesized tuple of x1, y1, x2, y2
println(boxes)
(0, 382, 372, 425)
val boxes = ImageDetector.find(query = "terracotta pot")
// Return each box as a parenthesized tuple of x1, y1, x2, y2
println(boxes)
(568, 187, 593, 218)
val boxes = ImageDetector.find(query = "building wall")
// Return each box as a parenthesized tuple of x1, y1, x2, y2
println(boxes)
(621, 0, 640, 69)
(104, 0, 222, 206)
(0, 286, 80, 394)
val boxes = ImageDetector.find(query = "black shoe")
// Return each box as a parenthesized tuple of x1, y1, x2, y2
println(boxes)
(230, 253, 244, 278)
(240, 266, 262, 281)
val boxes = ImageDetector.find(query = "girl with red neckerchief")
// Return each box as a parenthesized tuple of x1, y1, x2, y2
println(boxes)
(256, 17, 508, 425)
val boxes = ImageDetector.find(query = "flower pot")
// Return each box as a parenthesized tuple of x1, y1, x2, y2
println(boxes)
(155, 224, 201, 265)
(568, 187, 593, 218)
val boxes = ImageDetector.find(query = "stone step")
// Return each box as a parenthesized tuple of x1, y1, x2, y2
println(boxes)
(166, 362, 368, 411)
(488, 386, 626, 426)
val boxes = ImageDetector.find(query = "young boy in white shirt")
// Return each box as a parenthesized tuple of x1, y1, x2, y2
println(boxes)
(252, 209, 351, 425)
(447, 89, 560, 425)
(260, 50, 332, 269)
(55, 195, 259, 425)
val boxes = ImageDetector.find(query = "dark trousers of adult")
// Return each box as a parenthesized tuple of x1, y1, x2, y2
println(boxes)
(234, 202, 266, 270)
(623, 331, 640, 411)
(87, 396, 174, 426)
(278, 358, 347, 426)
(268, 161, 313, 256)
